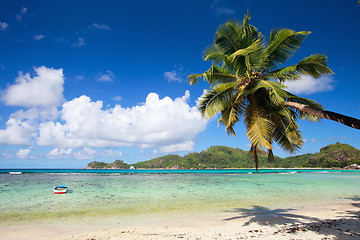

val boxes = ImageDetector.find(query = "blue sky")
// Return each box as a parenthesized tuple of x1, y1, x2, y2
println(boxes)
(0, 0, 359, 168)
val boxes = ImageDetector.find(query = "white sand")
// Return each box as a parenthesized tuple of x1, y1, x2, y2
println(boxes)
(1, 201, 359, 240)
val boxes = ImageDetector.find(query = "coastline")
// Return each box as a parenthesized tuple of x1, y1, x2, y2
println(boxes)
(1, 200, 359, 240)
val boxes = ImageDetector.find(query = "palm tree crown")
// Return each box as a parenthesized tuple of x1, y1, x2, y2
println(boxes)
(189, 13, 333, 170)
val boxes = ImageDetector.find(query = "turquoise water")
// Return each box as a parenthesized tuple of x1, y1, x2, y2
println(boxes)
(1, 169, 359, 226)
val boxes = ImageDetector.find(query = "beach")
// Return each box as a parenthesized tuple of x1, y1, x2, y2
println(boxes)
(1, 170, 359, 239)
(1, 201, 359, 240)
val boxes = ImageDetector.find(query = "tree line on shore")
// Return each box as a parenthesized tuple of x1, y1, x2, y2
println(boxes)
(86, 143, 360, 169)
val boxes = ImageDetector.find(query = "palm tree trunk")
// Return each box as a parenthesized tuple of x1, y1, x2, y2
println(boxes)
(249, 145, 259, 171)
(284, 101, 360, 130)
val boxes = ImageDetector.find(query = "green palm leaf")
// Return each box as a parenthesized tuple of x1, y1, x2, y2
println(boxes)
(245, 100, 273, 150)
(269, 54, 333, 81)
(188, 64, 236, 85)
(262, 29, 311, 70)
(198, 82, 237, 118)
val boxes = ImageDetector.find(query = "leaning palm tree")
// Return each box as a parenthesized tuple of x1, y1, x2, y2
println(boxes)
(189, 13, 360, 170)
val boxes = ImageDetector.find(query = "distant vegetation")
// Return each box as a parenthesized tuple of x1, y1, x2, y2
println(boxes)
(86, 160, 131, 169)
(86, 143, 360, 169)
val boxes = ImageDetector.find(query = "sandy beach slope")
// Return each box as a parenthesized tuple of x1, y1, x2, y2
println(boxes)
(1, 201, 359, 240)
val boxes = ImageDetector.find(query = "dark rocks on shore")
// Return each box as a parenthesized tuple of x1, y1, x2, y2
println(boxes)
(333, 164, 360, 170)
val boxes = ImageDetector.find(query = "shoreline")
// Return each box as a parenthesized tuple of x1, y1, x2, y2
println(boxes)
(1, 200, 359, 240)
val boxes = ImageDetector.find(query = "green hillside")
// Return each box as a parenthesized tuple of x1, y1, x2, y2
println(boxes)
(307, 143, 360, 168)
(86, 143, 360, 169)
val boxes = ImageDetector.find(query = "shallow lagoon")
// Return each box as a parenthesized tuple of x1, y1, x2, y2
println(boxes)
(1, 169, 359, 226)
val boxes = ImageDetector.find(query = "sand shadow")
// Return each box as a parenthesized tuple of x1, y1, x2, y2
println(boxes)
(223, 196, 360, 239)
(223, 205, 319, 226)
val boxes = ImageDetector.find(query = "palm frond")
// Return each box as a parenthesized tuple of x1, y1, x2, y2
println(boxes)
(203, 44, 228, 64)
(245, 100, 273, 150)
(218, 97, 247, 135)
(269, 54, 333, 81)
(198, 82, 237, 118)
(227, 39, 264, 71)
(271, 108, 303, 153)
(188, 64, 236, 85)
(257, 80, 288, 106)
(295, 54, 334, 78)
(261, 29, 311, 70)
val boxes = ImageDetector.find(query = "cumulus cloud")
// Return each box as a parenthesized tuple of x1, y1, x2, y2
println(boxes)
(72, 37, 86, 47)
(34, 34, 45, 41)
(90, 23, 111, 30)
(97, 70, 115, 82)
(0, 107, 59, 146)
(0, 22, 9, 31)
(1, 66, 65, 108)
(16, 148, 31, 158)
(48, 148, 73, 159)
(0, 66, 207, 155)
(37, 91, 207, 152)
(283, 75, 335, 95)
(0, 117, 35, 145)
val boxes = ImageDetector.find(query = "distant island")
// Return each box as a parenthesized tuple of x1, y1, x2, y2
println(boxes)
(86, 143, 360, 169)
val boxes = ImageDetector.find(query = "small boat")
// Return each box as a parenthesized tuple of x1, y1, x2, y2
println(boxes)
(130, 166, 135, 170)
(9, 172, 22, 175)
(54, 185, 68, 194)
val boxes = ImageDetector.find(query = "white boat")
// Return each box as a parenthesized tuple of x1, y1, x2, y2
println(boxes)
(130, 166, 135, 170)
(54, 185, 68, 194)
(9, 172, 22, 175)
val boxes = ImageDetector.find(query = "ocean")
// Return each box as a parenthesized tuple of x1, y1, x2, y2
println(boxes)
(1, 169, 359, 227)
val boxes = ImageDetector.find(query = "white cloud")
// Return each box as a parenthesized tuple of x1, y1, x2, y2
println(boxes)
(73, 147, 97, 159)
(75, 75, 84, 81)
(0, 117, 35, 145)
(0, 67, 207, 155)
(325, 136, 348, 142)
(16, 7, 28, 21)
(283, 75, 335, 95)
(91, 23, 111, 30)
(0, 22, 9, 31)
(160, 141, 194, 153)
(34, 34, 45, 41)
(112, 95, 122, 101)
(16, 148, 31, 158)
(0, 107, 59, 146)
(97, 70, 115, 82)
(1, 66, 65, 108)
(211, 0, 235, 16)
(72, 37, 86, 47)
(164, 71, 182, 82)
(304, 138, 317, 143)
(48, 148, 73, 158)
(214, 7, 235, 16)
(47, 147, 122, 159)
(164, 65, 186, 83)
(37, 91, 207, 152)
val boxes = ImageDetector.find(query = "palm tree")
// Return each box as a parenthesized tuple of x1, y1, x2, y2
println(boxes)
(189, 13, 360, 170)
